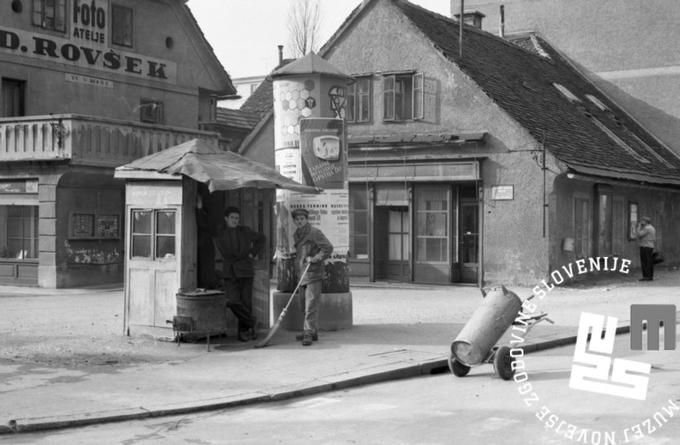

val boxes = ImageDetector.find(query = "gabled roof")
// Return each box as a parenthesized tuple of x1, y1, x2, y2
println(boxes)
(182, 2, 236, 96)
(391, 0, 680, 184)
(216, 108, 261, 130)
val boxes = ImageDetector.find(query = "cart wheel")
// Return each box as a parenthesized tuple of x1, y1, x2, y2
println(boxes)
(448, 356, 471, 377)
(493, 346, 515, 381)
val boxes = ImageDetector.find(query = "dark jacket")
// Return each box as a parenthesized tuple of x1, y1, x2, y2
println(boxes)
(294, 224, 333, 285)
(214, 225, 266, 279)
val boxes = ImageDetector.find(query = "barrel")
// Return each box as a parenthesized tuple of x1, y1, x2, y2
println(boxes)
(451, 285, 522, 366)
(176, 289, 228, 336)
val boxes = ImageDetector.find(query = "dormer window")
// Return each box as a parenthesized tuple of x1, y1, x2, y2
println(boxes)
(590, 117, 649, 164)
(585, 94, 609, 112)
(553, 83, 581, 103)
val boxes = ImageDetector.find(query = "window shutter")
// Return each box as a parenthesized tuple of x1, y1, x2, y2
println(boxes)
(383, 75, 395, 121)
(347, 82, 356, 122)
(358, 78, 371, 122)
(413, 73, 424, 120)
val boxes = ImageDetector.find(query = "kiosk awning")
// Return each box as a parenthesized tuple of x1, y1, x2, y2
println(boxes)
(115, 139, 320, 194)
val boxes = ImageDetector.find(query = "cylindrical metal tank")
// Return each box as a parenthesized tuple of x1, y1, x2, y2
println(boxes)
(451, 286, 522, 366)
(175, 289, 227, 336)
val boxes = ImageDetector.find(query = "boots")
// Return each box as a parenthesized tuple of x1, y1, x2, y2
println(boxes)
(295, 332, 318, 342)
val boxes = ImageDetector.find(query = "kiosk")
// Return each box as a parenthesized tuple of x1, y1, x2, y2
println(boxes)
(114, 138, 317, 339)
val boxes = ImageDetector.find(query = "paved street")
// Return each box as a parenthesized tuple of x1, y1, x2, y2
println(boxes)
(6, 330, 679, 445)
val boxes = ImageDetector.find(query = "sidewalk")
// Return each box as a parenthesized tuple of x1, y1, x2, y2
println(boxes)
(1, 268, 678, 434)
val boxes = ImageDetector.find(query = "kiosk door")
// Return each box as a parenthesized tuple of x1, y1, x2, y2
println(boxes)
(124, 181, 187, 336)
(127, 208, 180, 332)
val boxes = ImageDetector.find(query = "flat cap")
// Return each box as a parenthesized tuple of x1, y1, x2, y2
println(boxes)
(291, 208, 309, 218)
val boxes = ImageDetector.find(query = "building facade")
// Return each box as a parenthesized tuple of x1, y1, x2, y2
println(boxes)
(0, 0, 235, 287)
(318, 0, 680, 285)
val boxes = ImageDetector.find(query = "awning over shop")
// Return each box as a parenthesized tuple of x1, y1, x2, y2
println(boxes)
(114, 138, 319, 194)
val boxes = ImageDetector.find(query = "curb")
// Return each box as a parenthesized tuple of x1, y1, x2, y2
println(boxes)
(4, 322, 647, 435)
(0, 358, 445, 435)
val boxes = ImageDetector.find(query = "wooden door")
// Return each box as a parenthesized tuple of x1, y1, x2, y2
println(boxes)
(124, 182, 182, 336)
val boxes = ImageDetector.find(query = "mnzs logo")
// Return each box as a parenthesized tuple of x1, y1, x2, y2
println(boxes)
(630, 304, 677, 351)
(569, 312, 651, 400)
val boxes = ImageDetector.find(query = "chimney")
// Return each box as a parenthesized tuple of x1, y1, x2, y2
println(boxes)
(453, 10, 486, 29)
(499, 5, 505, 37)
(277, 45, 284, 65)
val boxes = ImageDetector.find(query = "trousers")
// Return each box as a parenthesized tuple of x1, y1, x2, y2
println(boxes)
(302, 280, 322, 334)
(219, 277, 256, 333)
(640, 246, 654, 279)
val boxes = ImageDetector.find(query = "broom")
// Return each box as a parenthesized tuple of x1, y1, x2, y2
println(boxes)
(254, 262, 311, 348)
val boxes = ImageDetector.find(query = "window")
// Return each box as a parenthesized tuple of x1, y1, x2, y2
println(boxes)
(347, 77, 371, 123)
(139, 99, 164, 124)
(383, 73, 424, 121)
(349, 185, 369, 259)
(131, 209, 176, 259)
(388, 208, 409, 261)
(112, 4, 133, 47)
(553, 83, 581, 103)
(416, 186, 449, 263)
(1, 206, 38, 260)
(32, 0, 66, 32)
(590, 117, 650, 164)
(1, 78, 26, 117)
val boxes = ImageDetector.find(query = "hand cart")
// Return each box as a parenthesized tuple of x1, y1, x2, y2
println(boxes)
(448, 285, 553, 380)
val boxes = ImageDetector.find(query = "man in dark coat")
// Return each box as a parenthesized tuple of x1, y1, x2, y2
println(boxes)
(291, 208, 333, 346)
(214, 206, 266, 341)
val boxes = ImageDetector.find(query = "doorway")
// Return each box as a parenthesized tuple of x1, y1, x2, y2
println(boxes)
(374, 206, 409, 281)
(459, 200, 478, 283)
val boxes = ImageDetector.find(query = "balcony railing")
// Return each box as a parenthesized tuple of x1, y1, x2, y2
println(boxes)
(0, 114, 224, 167)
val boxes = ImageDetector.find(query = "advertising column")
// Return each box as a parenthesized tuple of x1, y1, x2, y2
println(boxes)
(271, 53, 352, 331)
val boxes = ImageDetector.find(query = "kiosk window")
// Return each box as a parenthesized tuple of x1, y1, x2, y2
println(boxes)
(156, 211, 175, 258)
(131, 209, 176, 259)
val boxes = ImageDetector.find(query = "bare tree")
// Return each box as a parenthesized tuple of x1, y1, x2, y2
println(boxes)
(287, 0, 321, 57)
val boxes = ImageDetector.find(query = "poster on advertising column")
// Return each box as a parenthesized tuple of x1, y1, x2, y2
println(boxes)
(299, 118, 346, 189)
(289, 190, 349, 256)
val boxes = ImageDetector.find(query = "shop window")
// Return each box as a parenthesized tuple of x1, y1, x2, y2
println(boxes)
(131, 209, 176, 259)
(415, 187, 449, 263)
(32, 0, 66, 32)
(112, 4, 133, 47)
(383, 73, 424, 121)
(139, 99, 164, 124)
(1, 206, 38, 259)
(1, 78, 26, 117)
(347, 77, 371, 123)
(349, 185, 369, 259)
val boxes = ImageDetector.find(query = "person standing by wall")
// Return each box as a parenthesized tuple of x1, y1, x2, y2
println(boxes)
(291, 208, 333, 346)
(214, 207, 266, 341)
(635, 216, 656, 281)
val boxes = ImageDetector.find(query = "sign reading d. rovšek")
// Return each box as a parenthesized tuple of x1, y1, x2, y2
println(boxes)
(0, 26, 177, 83)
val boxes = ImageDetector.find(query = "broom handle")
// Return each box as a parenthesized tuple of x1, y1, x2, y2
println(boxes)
(255, 261, 311, 348)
